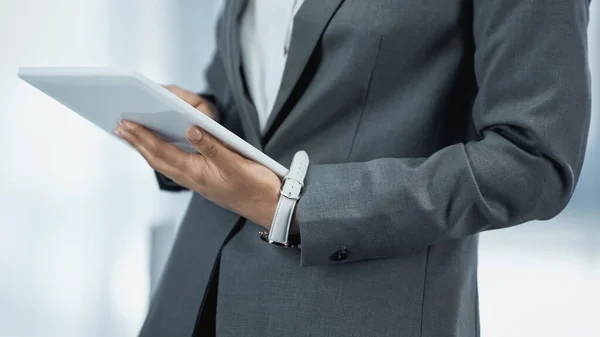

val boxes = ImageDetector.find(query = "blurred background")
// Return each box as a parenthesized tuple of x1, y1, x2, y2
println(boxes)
(0, 0, 597, 336)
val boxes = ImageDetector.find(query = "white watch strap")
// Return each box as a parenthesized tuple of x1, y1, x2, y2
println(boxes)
(263, 150, 309, 247)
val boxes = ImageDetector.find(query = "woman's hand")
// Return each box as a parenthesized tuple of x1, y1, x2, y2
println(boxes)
(114, 120, 281, 230)
(163, 85, 219, 120)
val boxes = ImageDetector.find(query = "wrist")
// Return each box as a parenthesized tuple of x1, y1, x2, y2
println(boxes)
(256, 197, 279, 230)
(242, 180, 280, 229)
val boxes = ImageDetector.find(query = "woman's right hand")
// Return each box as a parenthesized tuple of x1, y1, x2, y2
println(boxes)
(163, 85, 219, 121)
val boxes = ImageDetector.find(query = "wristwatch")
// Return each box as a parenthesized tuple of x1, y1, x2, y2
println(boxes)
(259, 150, 309, 248)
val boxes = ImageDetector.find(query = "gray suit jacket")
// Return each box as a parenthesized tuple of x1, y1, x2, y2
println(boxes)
(141, 0, 592, 336)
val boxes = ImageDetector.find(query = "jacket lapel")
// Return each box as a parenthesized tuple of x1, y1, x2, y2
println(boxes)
(221, 0, 263, 149)
(261, 0, 346, 142)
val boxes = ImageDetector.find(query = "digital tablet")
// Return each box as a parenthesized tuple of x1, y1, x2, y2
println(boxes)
(18, 67, 289, 178)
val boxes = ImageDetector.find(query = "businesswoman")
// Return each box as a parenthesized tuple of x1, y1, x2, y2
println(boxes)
(113, 0, 592, 336)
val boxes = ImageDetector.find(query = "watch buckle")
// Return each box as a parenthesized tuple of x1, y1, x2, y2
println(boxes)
(279, 177, 303, 200)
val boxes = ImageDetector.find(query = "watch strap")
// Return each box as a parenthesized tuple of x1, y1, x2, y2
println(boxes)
(260, 150, 309, 247)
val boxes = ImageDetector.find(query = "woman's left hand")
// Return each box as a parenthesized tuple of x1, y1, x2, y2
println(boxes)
(114, 120, 281, 230)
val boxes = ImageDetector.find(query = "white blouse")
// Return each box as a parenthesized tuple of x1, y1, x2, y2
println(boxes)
(239, 0, 305, 133)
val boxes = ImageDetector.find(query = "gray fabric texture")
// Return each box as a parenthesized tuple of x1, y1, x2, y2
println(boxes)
(140, 0, 592, 336)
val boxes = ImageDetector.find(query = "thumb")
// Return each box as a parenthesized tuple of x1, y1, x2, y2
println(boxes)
(186, 126, 232, 162)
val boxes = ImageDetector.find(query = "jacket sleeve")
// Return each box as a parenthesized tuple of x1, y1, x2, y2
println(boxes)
(156, 13, 233, 192)
(297, 0, 592, 266)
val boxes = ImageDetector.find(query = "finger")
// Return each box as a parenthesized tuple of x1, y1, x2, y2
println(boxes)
(117, 120, 193, 176)
(163, 85, 218, 121)
(162, 84, 217, 118)
(163, 84, 203, 107)
(186, 126, 236, 165)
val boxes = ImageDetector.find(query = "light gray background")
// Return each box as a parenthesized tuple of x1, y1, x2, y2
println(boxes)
(0, 1, 597, 336)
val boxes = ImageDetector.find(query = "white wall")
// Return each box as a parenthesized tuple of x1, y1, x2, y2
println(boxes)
(0, 1, 216, 336)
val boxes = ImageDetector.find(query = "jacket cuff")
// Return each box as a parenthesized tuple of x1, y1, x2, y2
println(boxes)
(297, 165, 361, 266)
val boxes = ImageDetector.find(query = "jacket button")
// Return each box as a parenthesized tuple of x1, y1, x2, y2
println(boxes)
(329, 248, 350, 262)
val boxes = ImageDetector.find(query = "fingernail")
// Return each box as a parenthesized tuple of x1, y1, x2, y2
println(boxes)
(113, 128, 122, 136)
(119, 120, 130, 129)
(188, 127, 203, 143)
